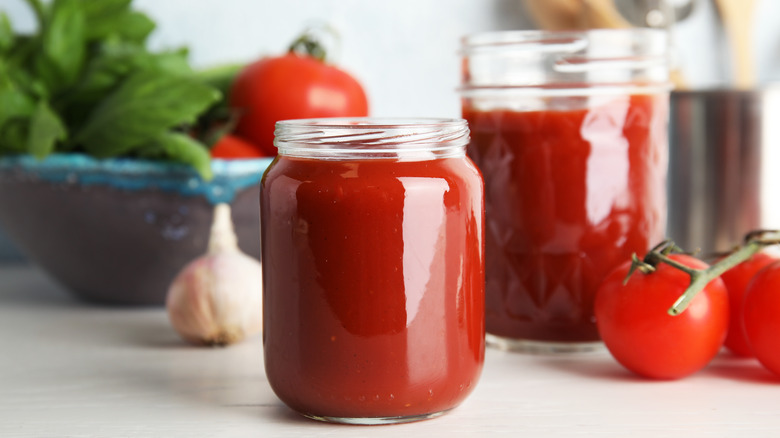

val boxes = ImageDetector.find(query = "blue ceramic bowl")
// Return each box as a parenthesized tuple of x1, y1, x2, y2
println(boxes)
(0, 154, 273, 305)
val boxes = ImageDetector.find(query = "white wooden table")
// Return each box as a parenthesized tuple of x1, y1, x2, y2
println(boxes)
(2, 264, 780, 437)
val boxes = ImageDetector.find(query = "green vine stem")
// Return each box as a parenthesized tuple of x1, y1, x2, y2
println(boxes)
(626, 231, 780, 316)
(667, 240, 762, 315)
(664, 230, 780, 316)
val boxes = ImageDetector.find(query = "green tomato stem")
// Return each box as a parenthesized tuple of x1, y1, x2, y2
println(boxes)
(666, 233, 780, 315)
(288, 25, 340, 63)
(623, 253, 656, 285)
(288, 33, 327, 62)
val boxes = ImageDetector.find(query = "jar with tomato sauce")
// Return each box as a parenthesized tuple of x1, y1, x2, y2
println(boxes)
(460, 30, 670, 353)
(261, 118, 485, 424)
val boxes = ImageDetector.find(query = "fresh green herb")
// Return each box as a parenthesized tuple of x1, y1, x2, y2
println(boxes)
(140, 132, 214, 181)
(75, 70, 219, 157)
(0, 13, 13, 53)
(0, 0, 239, 180)
(27, 101, 67, 159)
(36, 0, 86, 94)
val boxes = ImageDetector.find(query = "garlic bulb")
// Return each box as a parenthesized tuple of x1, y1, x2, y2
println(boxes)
(166, 203, 263, 346)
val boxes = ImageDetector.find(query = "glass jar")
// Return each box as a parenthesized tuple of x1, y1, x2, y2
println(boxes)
(261, 118, 485, 424)
(460, 30, 670, 353)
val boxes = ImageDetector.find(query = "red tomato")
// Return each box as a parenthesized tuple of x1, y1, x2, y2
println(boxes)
(719, 251, 780, 357)
(229, 52, 368, 155)
(210, 134, 266, 159)
(743, 260, 780, 377)
(594, 254, 729, 380)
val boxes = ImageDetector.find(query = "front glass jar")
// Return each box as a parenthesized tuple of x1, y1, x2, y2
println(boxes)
(261, 118, 485, 424)
(460, 30, 670, 353)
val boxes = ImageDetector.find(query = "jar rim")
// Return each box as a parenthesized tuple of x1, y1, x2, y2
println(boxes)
(460, 28, 667, 52)
(274, 117, 470, 160)
(276, 117, 466, 129)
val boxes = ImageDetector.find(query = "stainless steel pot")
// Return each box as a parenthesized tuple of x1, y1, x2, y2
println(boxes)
(667, 87, 780, 254)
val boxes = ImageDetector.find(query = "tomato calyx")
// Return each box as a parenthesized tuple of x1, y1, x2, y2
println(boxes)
(624, 239, 687, 281)
(287, 25, 338, 62)
(626, 232, 780, 316)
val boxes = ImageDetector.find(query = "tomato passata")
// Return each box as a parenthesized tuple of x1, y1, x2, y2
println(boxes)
(595, 254, 729, 380)
(719, 251, 780, 357)
(229, 51, 368, 156)
(743, 260, 780, 377)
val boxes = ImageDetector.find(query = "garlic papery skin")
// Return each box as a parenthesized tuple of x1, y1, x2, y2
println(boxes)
(166, 203, 263, 346)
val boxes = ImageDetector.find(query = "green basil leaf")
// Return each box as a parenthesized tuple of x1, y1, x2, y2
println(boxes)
(0, 63, 37, 129)
(0, 118, 29, 154)
(143, 48, 193, 77)
(0, 13, 13, 54)
(67, 44, 135, 101)
(99, 41, 192, 76)
(146, 132, 213, 181)
(77, 43, 191, 92)
(75, 71, 221, 157)
(57, 57, 130, 132)
(27, 100, 67, 159)
(114, 11, 155, 44)
(61, 44, 192, 129)
(6, 34, 37, 69)
(8, 67, 49, 100)
(79, 0, 132, 40)
(194, 63, 243, 97)
(79, 0, 132, 18)
(36, 0, 86, 92)
(23, 0, 46, 28)
(79, 0, 155, 44)
(0, 89, 33, 128)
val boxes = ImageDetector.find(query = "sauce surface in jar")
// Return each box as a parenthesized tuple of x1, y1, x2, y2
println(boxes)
(261, 119, 484, 424)
(463, 93, 668, 344)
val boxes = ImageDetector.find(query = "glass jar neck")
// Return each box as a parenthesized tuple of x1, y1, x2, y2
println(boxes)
(460, 29, 670, 96)
(273, 118, 470, 160)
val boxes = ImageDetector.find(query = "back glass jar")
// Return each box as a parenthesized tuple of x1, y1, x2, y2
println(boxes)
(460, 30, 671, 353)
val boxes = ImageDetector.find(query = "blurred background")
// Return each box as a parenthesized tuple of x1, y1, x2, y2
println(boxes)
(5, 0, 780, 116)
(2, 0, 780, 260)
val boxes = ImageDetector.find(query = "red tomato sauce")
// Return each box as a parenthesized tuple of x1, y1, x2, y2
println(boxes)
(463, 93, 668, 343)
(261, 156, 484, 419)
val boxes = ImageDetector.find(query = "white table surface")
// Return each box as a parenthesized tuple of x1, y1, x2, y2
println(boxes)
(2, 264, 780, 438)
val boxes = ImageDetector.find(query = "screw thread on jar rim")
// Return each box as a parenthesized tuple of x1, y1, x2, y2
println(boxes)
(273, 117, 470, 160)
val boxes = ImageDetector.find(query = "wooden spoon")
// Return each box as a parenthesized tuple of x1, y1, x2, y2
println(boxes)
(714, 0, 757, 89)
(522, 0, 687, 88)
(580, 0, 633, 29)
(522, 0, 582, 31)
(522, 0, 631, 30)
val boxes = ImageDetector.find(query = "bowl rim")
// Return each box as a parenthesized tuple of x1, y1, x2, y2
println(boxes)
(0, 153, 274, 204)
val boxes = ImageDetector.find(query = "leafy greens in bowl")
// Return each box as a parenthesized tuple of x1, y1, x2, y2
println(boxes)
(0, 0, 239, 179)
(0, 0, 270, 304)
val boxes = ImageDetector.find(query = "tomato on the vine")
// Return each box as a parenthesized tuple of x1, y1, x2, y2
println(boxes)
(719, 251, 780, 357)
(743, 260, 780, 377)
(594, 254, 729, 380)
(229, 34, 368, 156)
(210, 134, 265, 159)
